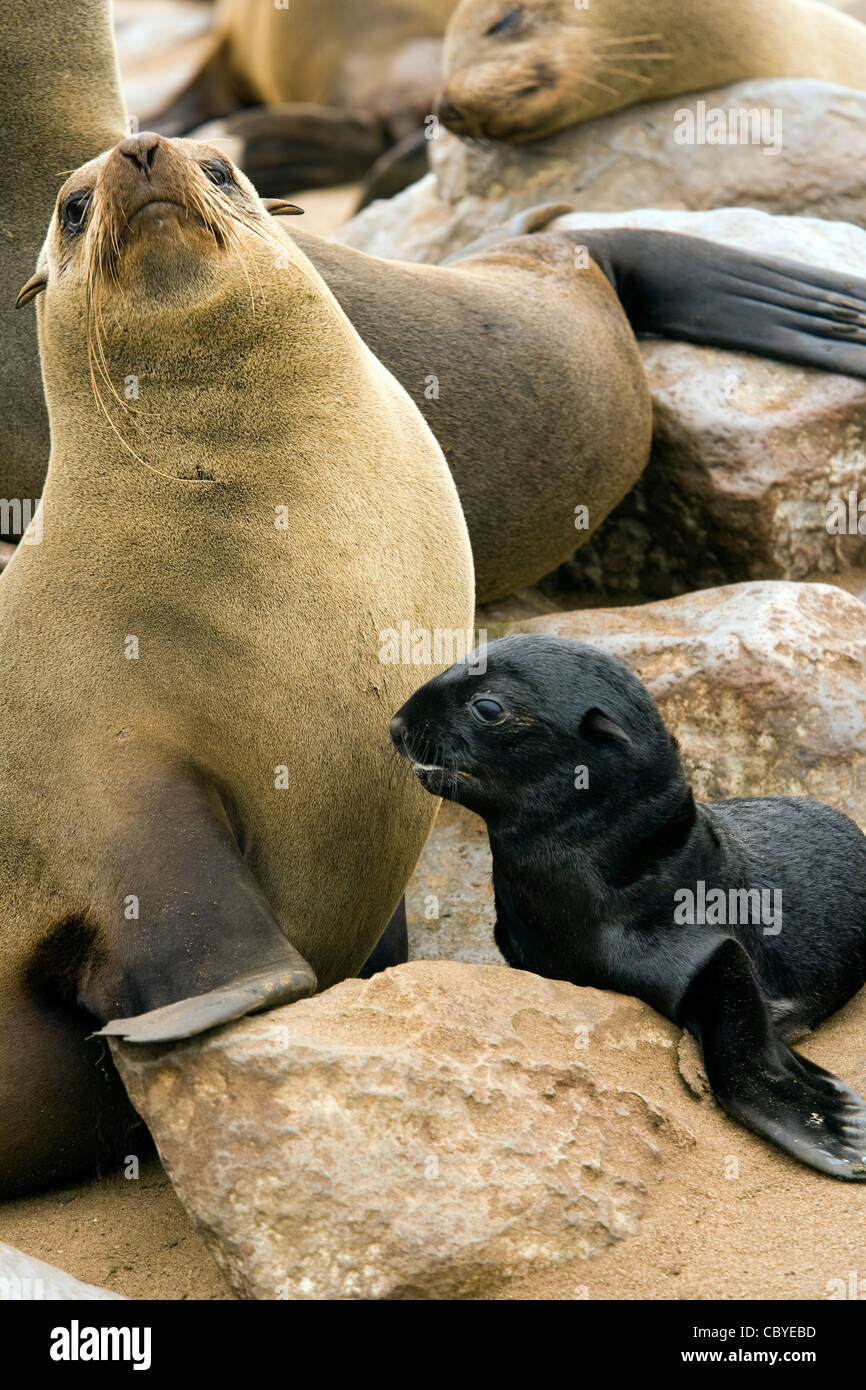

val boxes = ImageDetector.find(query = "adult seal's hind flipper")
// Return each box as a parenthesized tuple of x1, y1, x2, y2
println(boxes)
(570, 228, 866, 380)
(679, 938, 866, 1180)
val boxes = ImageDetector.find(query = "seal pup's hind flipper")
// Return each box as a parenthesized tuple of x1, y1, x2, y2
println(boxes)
(680, 938, 866, 1181)
(46, 771, 318, 1045)
(568, 227, 866, 380)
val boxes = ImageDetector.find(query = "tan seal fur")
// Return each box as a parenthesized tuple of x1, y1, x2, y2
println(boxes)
(1, 133, 473, 1194)
(1, 0, 126, 506)
(217, 0, 457, 133)
(439, 0, 866, 141)
(289, 227, 653, 602)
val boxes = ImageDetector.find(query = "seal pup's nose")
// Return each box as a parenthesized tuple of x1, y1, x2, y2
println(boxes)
(389, 713, 408, 748)
(117, 132, 161, 175)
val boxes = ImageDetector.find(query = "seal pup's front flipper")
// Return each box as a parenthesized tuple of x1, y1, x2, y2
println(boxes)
(567, 228, 866, 380)
(679, 937, 866, 1181)
(64, 771, 318, 1045)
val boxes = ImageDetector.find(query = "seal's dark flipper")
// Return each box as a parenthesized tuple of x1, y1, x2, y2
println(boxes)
(47, 771, 319, 1045)
(680, 939, 866, 1180)
(190, 104, 388, 198)
(355, 129, 429, 212)
(94, 954, 316, 1044)
(357, 898, 409, 978)
(569, 228, 866, 380)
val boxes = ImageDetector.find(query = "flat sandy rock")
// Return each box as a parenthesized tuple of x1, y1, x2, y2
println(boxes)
(342, 78, 866, 263)
(113, 962, 690, 1300)
(112, 956, 866, 1301)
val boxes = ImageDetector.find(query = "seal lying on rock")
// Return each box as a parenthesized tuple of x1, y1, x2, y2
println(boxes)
(0, 132, 472, 1196)
(438, 0, 866, 141)
(390, 635, 866, 1180)
(281, 212, 866, 601)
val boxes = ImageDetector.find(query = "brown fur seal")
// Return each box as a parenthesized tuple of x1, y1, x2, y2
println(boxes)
(1, 0, 126, 510)
(438, 0, 866, 141)
(3, 133, 472, 1195)
(278, 215, 866, 601)
(217, 0, 457, 136)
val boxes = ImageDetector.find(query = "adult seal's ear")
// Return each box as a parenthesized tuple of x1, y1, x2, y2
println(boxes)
(15, 273, 47, 309)
(262, 198, 305, 217)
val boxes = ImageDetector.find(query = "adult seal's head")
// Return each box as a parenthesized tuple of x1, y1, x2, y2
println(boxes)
(391, 635, 866, 1181)
(20, 132, 305, 425)
(438, 0, 866, 141)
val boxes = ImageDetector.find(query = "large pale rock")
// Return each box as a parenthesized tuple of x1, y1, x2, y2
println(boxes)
(528, 208, 866, 597)
(342, 79, 866, 263)
(112, 962, 692, 1300)
(517, 581, 866, 828)
(0, 1242, 126, 1300)
(113, 958, 866, 1302)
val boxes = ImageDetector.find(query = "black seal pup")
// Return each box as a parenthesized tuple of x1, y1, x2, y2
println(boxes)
(389, 634, 866, 1180)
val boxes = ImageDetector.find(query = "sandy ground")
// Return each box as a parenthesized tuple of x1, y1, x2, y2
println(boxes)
(0, 1154, 232, 1300)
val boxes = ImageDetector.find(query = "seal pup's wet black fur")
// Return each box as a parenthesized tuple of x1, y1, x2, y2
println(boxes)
(390, 634, 866, 1180)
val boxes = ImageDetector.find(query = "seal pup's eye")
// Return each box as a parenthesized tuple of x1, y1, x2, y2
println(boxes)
(60, 191, 92, 235)
(485, 7, 524, 36)
(470, 696, 507, 724)
(202, 160, 234, 189)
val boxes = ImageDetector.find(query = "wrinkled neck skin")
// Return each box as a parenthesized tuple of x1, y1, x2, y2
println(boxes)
(485, 768, 725, 990)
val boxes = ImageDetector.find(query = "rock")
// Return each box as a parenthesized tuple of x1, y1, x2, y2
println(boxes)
(0, 1242, 126, 1300)
(341, 79, 866, 263)
(112, 962, 692, 1300)
(529, 208, 866, 598)
(405, 802, 501, 965)
(514, 581, 866, 829)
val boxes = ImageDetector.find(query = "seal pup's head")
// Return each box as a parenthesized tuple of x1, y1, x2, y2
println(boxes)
(439, 0, 671, 142)
(389, 634, 689, 836)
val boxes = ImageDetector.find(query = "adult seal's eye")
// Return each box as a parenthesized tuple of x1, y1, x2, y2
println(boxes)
(203, 161, 232, 188)
(471, 697, 506, 724)
(60, 191, 91, 235)
(485, 7, 524, 36)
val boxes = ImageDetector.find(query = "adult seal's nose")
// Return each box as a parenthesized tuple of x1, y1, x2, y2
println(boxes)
(389, 713, 408, 747)
(117, 131, 161, 174)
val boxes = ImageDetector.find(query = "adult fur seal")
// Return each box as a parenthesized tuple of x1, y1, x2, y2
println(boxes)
(2, 133, 473, 1195)
(390, 635, 866, 1180)
(279, 216, 866, 602)
(438, 0, 866, 141)
(1, 0, 125, 509)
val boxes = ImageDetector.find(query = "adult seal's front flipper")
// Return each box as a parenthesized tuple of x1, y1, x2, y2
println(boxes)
(60, 769, 319, 1046)
(569, 227, 866, 380)
(679, 938, 866, 1181)
(94, 954, 316, 1044)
